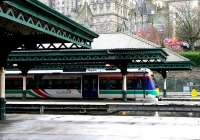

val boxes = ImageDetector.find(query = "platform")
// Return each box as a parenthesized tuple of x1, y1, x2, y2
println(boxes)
(1, 114, 200, 140)
(5, 99, 200, 115)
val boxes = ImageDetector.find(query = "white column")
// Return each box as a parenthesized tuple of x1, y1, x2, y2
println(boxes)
(22, 76, 27, 99)
(163, 78, 167, 97)
(122, 74, 127, 101)
(23, 76, 26, 91)
(164, 78, 167, 90)
(0, 67, 6, 120)
(80, 76, 83, 98)
(122, 75, 127, 91)
(0, 67, 5, 98)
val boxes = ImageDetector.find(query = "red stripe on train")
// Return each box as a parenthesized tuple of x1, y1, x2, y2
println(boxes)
(32, 88, 48, 98)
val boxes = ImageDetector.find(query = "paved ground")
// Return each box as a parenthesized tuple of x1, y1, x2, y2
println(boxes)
(0, 114, 200, 140)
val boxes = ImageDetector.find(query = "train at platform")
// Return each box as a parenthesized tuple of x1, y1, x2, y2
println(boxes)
(5, 68, 159, 101)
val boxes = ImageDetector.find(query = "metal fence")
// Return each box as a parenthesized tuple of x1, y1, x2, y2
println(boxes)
(155, 76, 200, 94)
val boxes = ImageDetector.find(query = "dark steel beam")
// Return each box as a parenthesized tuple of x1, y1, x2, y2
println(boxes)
(7, 48, 193, 72)
(0, 0, 98, 49)
(7, 48, 167, 64)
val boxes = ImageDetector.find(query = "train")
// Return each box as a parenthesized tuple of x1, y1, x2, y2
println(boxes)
(5, 68, 159, 101)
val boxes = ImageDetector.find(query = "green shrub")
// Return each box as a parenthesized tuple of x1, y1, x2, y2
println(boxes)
(180, 51, 200, 66)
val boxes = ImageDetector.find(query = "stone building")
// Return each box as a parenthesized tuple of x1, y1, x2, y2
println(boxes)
(38, 0, 157, 34)
(38, 0, 199, 39)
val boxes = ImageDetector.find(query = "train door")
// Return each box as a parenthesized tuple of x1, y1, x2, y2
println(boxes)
(82, 75, 98, 98)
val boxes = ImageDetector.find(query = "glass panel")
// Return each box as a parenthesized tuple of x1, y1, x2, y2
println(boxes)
(100, 78, 122, 90)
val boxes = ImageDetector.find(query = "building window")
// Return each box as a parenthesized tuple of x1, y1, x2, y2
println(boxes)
(91, 0, 94, 4)
(93, 4, 97, 10)
(99, 3, 104, 9)
(106, 2, 111, 9)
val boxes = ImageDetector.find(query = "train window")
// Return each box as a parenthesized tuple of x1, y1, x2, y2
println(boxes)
(51, 80, 58, 88)
(27, 79, 36, 88)
(46, 80, 53, 88)
(127, 77, 156, 90)
(100, 78, 122, 90)
(45, 78, 82, 89)
(127, 78, 143, 90)
(56, 80, 63, 88)
(6, 78, 22, 89)
(127, 80, 134, 90)
(38, 80, 46, 88)
(66, 79, 81, 89)
(6, 76, 81, 90)
(144, 78, 155, 90)
(135, 79, 143, 89)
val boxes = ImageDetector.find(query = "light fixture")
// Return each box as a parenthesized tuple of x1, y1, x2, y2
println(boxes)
(13, 64, 18, 67)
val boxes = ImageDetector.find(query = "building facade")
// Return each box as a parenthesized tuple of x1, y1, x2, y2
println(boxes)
(39, 0, 198, 39)
(38, 0, 136, 34)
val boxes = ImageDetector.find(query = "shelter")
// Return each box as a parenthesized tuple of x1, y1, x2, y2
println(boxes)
(91, 33, 191, 70)
(6, 33, 191, 99)
(0, 0, 98, 120)
(91, 33, 192, 97)
(91, 33, 161, 49)
(1, 0, 191, 121)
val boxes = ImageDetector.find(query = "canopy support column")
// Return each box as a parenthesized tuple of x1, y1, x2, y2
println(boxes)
(20, 67, 29, 100)
(161, 71, 167, 97)
(0, 67, 6, 120)
(122, 74, 127, 101)
(119, 64, 128, 102)
(0, 41, 16, 120)
(22, 74, 27, 100)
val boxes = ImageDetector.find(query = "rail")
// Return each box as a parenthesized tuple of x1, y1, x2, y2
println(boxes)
(6, 100, 200, 115)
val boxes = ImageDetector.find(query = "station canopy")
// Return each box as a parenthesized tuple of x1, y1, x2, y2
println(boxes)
(0, 0, 98, 50)
(6, 33, 191, 72)
(91, 33, 161, 49)
(101, 33, 191, 70)
(91, 33, 192, 71)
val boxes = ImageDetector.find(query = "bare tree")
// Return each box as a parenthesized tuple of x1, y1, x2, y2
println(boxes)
(175, 2, 200, 50)
(135, 24, 164, 45)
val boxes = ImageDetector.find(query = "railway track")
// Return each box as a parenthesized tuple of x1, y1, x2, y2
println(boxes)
(5, 100, 200, 116)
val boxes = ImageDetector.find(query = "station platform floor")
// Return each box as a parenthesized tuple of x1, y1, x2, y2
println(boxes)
(5, 98, 200, 106)
(1, 114, 200, 140)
